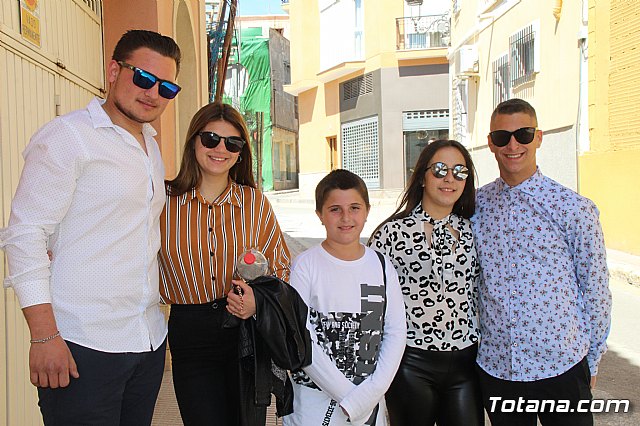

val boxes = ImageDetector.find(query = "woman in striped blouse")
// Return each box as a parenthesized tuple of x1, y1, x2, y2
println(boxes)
(159, 102, 291, 425)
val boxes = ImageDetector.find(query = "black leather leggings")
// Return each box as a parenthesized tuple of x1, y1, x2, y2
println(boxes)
(386, 344, 484, 426)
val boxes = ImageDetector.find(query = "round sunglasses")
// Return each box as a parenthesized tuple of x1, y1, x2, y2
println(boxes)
(198, 131, 246, 153)
(117, 61, 181, 100)
(489, 127, 537, 147)
(426, 162, 469, 181)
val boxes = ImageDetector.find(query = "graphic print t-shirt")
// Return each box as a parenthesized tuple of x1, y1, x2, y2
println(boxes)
(293, 293, 385, 387)
(284, 244, 406, 426)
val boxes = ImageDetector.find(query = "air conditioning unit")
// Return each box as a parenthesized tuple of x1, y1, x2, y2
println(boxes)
(454, 45, 479, 76)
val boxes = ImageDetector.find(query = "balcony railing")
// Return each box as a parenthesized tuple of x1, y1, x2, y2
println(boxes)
(396, 14, 450, 50)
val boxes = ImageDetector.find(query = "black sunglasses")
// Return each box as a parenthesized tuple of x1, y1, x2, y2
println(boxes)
(117, 61, 181, 99)
(489, 127, 537, 147)
(198, 131, 246, 153)
(426, 162, 469, 181)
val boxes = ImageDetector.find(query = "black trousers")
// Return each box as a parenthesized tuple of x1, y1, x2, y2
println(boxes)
(477, 357, 593, 426)
(38, 339, 166, 426)
(168, 300, 240, 426)
(386, 344, 484, 426)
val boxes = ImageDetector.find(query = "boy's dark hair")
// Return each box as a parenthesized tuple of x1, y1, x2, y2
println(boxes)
(112, 30, 182, 74)
(490, 98, 538, 127)
(315, 169, 370, 212)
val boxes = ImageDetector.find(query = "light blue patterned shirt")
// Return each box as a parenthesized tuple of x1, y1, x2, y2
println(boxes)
(472, 169, 611, 381)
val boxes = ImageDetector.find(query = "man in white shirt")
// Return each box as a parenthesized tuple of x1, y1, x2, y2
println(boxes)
(0, 30, 181, 425)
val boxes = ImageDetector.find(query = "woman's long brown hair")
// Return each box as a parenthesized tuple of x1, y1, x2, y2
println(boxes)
(368, 139, 477, 243)
(166, 102, 256, 196)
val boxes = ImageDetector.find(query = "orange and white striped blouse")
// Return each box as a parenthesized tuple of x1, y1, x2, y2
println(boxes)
(159, 181, 291, 304)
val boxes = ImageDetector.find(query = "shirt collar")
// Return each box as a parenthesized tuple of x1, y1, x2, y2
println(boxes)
(87, 97, 157, 137)
(497, 167, 544, 196)
(413, 203, 451, 225)
(180, 181, 242, 208)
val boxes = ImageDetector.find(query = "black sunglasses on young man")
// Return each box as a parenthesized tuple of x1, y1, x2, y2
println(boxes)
(117, 61, 181, 99)
(488, 127, 537, 147)
(426, 162, 469, 181)
(198, 131, 246, 153)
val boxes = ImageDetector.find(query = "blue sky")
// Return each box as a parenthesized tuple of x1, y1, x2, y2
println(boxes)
(237, 0, 287, 16)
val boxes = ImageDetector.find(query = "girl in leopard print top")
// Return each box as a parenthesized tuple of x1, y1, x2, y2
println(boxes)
(368, 140, 483, 426)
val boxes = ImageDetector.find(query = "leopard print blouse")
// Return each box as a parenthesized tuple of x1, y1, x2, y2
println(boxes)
(369, 204, 480, 351)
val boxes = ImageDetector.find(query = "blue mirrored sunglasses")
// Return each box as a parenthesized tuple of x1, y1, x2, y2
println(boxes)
(117, 61, 181, 99)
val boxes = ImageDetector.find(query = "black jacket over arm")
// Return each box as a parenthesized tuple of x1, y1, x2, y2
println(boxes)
(236, 275, 312, 426)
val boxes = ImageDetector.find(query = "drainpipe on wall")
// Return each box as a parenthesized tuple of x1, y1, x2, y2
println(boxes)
(575, 0, 589, 193)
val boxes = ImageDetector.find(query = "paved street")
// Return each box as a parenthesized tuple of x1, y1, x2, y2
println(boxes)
(592, 278, 640, 425)
(152, 192, 639, 425)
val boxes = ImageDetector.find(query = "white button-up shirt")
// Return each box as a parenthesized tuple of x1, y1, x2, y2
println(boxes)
(0, 98, 167, 353)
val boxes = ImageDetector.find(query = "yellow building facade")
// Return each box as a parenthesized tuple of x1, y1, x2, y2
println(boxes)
(581, 0, 640, 255)
(285, 0, 452, 192)
(0, 1, 207, 424)
(449, 0, 588, 190)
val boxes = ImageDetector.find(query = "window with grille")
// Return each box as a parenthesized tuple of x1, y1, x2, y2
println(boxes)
(493, 54, 510, 107)
(510, 23, 539, 86)
(342, 73, 373, 101)
(341, 116, 380, 188)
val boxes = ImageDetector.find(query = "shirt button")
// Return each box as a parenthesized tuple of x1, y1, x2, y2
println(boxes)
(512, 290, 517, 295)
(511, 263, 516, 268)
(210, 251, 214, 256)
(513, 342, 518, 347)
(208, 205, 212, 210)
(511, 317, 516, 323)
(209, 227, 213, 232)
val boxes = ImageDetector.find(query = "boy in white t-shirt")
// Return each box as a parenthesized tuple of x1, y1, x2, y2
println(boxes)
(283, 169, 406, 426)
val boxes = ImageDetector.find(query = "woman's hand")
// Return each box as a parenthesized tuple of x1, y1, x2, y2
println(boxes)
(226, 279, 256, 319)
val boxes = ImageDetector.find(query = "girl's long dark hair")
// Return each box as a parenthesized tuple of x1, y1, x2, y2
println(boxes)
(167, 102, 255, 196)
(369, 140, 477, 242)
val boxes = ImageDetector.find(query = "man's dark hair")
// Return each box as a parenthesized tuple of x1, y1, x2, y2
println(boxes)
(315, 169, 370, 212)
(112, 30, 182, 74)
(490, 98, 538, 127)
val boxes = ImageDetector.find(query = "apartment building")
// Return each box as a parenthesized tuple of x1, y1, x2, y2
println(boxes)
(284, 0, 452, 192)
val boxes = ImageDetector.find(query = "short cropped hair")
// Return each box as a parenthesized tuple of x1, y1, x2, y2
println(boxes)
(490, 98, 538, 128)
(315, 169, 370, 212)
(112, 29, 182, 74)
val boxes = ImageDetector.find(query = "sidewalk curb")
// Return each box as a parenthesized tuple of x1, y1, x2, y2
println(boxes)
(608, 265, 640, 288)
(607, 249, 640, 288)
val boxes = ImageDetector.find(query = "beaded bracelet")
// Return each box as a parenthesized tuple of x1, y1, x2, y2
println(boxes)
(30, 331, 60, 344)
